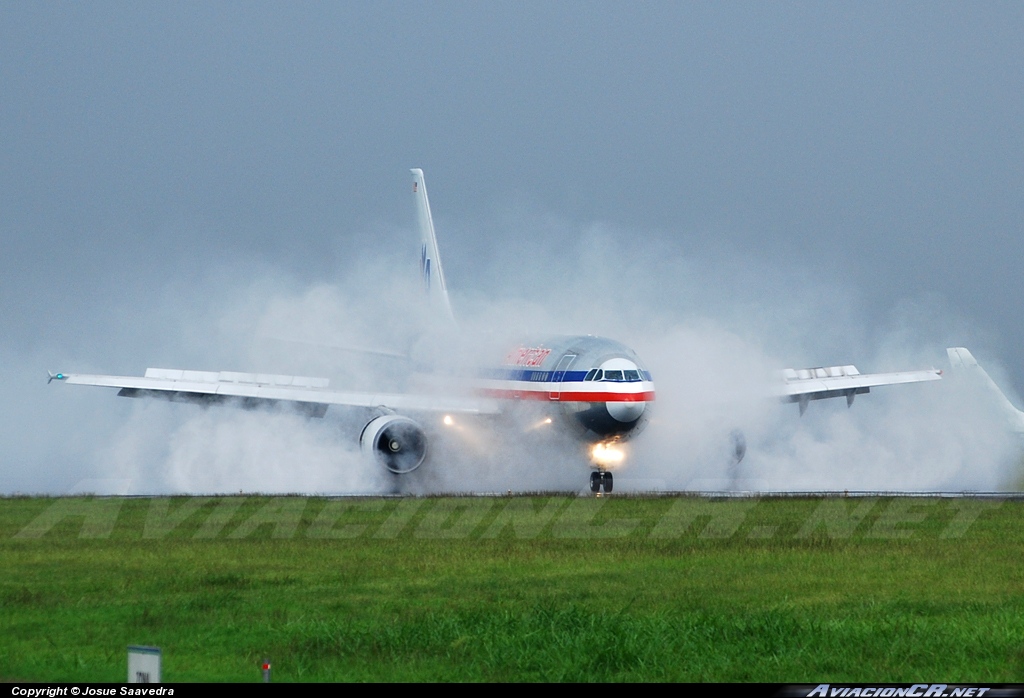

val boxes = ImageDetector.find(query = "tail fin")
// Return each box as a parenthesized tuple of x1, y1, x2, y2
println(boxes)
(410, 169, 456, 325)
(947, 347, 1024, 433)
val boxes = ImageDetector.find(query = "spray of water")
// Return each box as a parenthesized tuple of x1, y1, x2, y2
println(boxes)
(15, 217, 1023, 494)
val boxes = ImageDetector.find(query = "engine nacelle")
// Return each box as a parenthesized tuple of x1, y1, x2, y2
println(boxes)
(359, 414, 428, 474)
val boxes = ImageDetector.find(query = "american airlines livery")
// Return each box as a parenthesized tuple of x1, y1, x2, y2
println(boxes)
(50, 169, 943, 493)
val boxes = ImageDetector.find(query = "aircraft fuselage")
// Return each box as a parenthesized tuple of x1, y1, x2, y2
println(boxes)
(478, 334, 655, 444)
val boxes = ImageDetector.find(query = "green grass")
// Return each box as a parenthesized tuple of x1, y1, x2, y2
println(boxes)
(1, 495, 1022, 681)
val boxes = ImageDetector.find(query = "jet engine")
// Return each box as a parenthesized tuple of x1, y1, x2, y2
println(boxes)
(359, 414, 428, 474)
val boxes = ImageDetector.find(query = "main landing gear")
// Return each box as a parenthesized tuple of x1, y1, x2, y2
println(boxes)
(589, 470, 613, 495)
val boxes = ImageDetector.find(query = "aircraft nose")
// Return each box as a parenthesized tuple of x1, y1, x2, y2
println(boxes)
(606, 400, 646, 423)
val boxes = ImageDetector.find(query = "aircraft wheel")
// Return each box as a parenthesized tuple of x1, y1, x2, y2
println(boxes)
(590, 471, 601, 493)
(602, 471, 613, 493)
(730, 429, 747, 465)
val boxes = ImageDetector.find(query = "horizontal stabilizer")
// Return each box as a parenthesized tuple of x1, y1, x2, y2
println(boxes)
(259, 335, 409, 362)
(947, 347, 1024, 433)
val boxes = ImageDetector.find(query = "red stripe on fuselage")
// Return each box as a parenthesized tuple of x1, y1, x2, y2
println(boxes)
(478, 388, 656, 402)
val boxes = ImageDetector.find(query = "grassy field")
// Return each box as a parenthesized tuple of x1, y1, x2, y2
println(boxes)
(1, 494, 1021, 682)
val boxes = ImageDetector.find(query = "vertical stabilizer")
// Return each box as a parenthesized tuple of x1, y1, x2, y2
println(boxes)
(947, 347, 1024, 433)
(410, 169, 456, 325)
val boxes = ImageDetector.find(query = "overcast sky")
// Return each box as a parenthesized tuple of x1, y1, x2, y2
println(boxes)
(3, 3, 1023, 493)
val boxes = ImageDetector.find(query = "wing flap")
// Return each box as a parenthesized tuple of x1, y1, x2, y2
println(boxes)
(776, 362, 941, 414)
(780, 368, 942, 399)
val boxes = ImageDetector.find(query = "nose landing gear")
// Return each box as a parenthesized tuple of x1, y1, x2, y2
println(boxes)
(589, 470, 613, 494)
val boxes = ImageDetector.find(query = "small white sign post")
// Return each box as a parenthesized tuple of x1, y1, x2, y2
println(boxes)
(128, 645, 161, 683)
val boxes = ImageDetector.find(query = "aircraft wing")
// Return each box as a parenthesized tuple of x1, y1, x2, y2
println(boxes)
(50, 368, 501, 417)
(778, 362, 942, 414)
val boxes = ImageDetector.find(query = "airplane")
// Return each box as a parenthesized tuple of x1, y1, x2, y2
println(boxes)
(50, 169, 944, 494)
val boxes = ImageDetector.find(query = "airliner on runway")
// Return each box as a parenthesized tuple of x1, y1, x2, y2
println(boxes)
(51, 170, 943, 493)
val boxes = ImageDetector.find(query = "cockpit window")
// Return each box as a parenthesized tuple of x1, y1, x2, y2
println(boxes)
(590, 367, 644, 382)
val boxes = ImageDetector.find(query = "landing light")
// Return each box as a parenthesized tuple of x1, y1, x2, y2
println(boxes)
(591, 442, 625, 468)
(443, 415, 454, 426)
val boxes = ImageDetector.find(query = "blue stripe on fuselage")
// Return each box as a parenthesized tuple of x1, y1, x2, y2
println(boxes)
(482, 369, 653, 382)
(483, 369, 586, 382)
